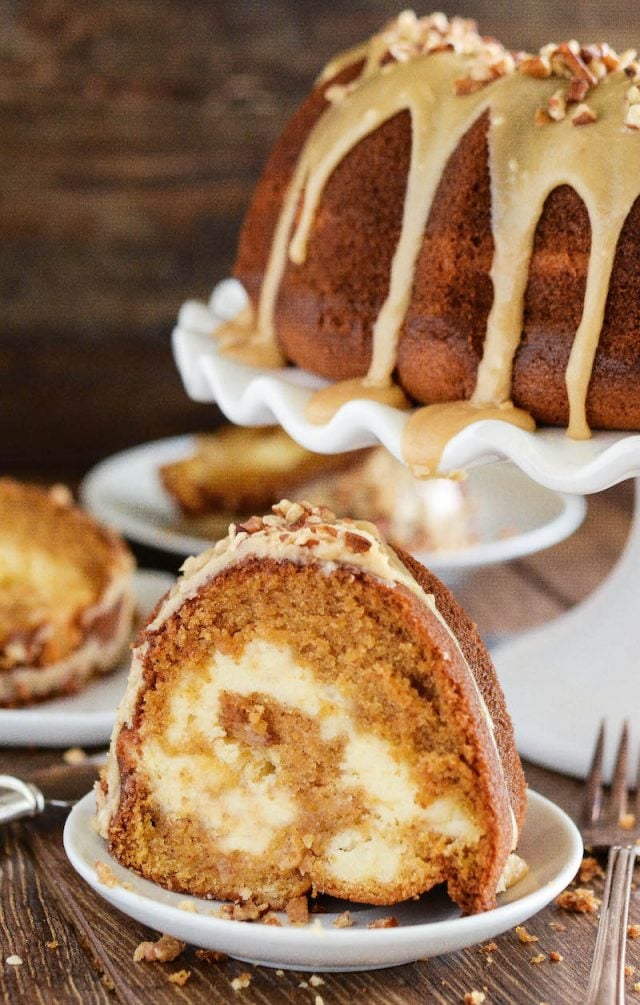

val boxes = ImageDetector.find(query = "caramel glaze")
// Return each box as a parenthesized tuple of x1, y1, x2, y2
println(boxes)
(229, 29, 640, 475)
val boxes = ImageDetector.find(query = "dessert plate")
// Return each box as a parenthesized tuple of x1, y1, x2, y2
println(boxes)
(65, 788, 581, 972)
(0, 570, 173, 748)
(79, 437, 585, 583)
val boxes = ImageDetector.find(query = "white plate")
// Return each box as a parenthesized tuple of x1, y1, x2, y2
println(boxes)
(0, 570, 173, 748)
(64, 789, 581, 972)
(79, 437, 585, 582)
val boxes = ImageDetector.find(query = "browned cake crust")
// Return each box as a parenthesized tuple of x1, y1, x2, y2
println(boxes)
(233, 55, 640, 431)
(395, 548, 527, 833)
(0, 479, 135, 706)
(99, 503, 526, 915)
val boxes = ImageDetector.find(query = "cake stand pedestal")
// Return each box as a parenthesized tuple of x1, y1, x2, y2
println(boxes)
(494, 477, 640, 781)
(173, 279, 640, 780)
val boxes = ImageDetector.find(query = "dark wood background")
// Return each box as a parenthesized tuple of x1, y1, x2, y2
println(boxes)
(2, 0, 639, 479)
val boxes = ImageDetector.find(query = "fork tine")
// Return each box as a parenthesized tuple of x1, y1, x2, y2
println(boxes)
(610, 720, 629, 823)
(630, 739, 634, 824)
(582, 719, 605, 825)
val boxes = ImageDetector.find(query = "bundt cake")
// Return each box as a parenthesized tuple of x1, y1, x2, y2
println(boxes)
(209, 11, 640, 474)
(0, 479, 136, 706)
(97, 499, 525, 915)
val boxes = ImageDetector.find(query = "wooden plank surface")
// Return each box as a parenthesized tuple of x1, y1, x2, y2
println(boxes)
(0, 484, 638, 1003)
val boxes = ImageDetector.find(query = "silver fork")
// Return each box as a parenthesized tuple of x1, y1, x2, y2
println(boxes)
(583, 722, 639, 1005)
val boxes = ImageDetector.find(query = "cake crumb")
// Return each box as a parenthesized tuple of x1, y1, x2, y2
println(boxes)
(216, 904, 235, 920)
(46, 940, 59, 950)
(231, 972, 252, 991)
(276, 969, 284, 976)
(549, 920, 566, 932)
(634, 982, 640, 993)
(578, 856, 605, 884)
(195, 949, 228, 964)
(530, 953, 546, 965)
(262, 913, 282, 926)
(549, 951, 563, 962)
(314, 997, 325, 1005)
(480, 942, 498, 953)
(232, 900, 268, 922)
(333, 911, 353, 928)
(625, 965, 635, 977)
(94, 861, 117, 888)
(620, 813, 636, 830)
(178, 900, 198, 913)
(63, 746, 87, 765)
(299, 981, 309, 989)
(310, 974, 325, 986)
(368, 916, 399, 929)
(286, 895, 309, 926)
(133, 934, 185, 963)
(463, 992, 486, 1004)
(167, 970, 191, 986)
(5, 956, 23, 967)
(556, 887, 600, 913)
(515, 925, 539, 943)
(628, 924, 640, 940)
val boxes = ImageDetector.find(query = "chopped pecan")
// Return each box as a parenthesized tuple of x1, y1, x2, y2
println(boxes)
(566, 76, 590, 103)
(571, 102, 597, 125)
(344, 532, 372, 553)
(519, 55, 551, 78)
(558, 41, 598, 84)
(453, 77, 488, 95)
(236, 516, 264, 535)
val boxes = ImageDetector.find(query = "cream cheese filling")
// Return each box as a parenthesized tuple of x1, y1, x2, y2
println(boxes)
(136, 638, 483, 881)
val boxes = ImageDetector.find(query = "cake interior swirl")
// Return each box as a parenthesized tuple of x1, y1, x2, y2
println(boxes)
(97, 500, 526, 915)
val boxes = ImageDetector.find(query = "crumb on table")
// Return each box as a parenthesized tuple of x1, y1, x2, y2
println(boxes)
(230, 972, 252, 991)
(515, 925, 539, 944)
(555, 887, 600, 913)
(195, 949, 228, 964)
(133, 934, 185, 963)
(578, 856, 604, 884)
(167, 970, 191, 986)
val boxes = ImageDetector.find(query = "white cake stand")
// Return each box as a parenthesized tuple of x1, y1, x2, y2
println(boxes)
(173, 279, 640, 780)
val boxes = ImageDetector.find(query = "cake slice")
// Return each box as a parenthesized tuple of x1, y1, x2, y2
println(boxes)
(97, 499, 526, 914)
(0, 479, 136, 706)
(159, 425, 361, 515)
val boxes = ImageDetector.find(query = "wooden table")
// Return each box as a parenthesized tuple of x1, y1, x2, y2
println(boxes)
(0, 481, 636, 1004)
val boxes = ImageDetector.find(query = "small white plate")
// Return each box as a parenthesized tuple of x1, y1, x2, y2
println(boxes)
(64, 789, 581, 972)
(79, 437, 585, 583)
(0, 570, 173, 748)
